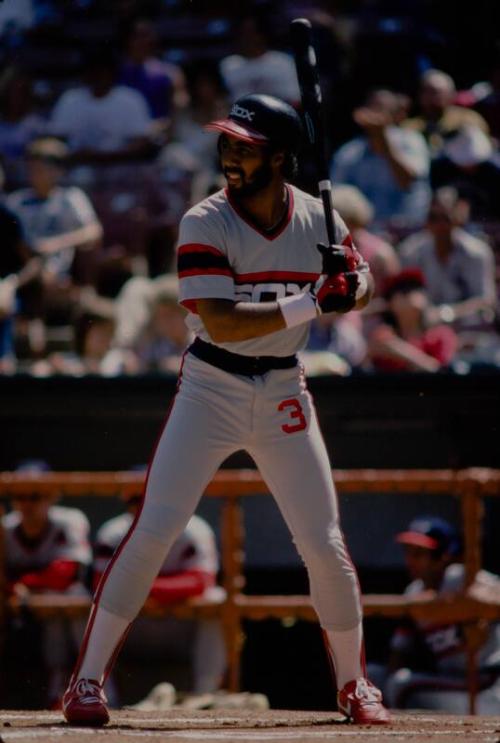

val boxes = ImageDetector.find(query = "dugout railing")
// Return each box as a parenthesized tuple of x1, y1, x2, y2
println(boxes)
(1, 468, 500, 714)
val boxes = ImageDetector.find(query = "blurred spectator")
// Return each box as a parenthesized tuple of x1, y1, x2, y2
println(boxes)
(2, 460, 91, 707)
(49, 49, 154, 164)
(302, 313, 367, 376)
(403, 69, 489, 158)
(119, 18, 188, 121)
(475, 57, 500, 141)
(0, 0, 34, 36)
(35, 296, 138, 376)
(0, 202, 40, 372)
(331, 185, 400, 295)
(398, 188, 497, 331)
(133, 275, 192, 373)
(0, 66, 46, 190)
(330, 89, 431, 232)
(367, 269, 458, 372)
(6, 137, 103, 332)
(431, 126, 500, 221)
(220, 13, 300, 104)
(160, 62, 228, 203)
(369, 517, 500, 713)
(94, 490, 226, 699)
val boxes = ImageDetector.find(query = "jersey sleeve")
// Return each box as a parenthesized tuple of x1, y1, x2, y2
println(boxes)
(177, 209, 235, 313)
(57, 510, 92, 566)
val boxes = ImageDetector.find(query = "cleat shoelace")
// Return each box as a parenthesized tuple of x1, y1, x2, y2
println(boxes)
(74, 679, 103, 705)
(353, 679, 382, 705)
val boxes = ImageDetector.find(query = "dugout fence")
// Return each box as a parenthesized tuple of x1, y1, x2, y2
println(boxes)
(1, 468, 500, 714)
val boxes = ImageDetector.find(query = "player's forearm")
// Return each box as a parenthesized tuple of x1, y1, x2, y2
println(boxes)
(36, 222, 103, 255)
(378, 132, 416, 189)
(371, 335, 440, 372)
(198, 298, 287, 343)
(148, 570, 215, 604)
(17, 559, 80, 591)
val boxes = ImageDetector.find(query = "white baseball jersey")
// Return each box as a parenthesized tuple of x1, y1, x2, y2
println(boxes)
(2, 505, 92, 582)
(94, 513, 219, 578)
(392, 563, 500, 674)
(177, 184, 353, 357)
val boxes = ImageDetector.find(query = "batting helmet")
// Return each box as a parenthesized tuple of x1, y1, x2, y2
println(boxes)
(206, 94, 303, 153)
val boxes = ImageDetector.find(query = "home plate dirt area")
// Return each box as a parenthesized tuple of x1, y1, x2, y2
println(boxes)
(1, 710, 500, 743)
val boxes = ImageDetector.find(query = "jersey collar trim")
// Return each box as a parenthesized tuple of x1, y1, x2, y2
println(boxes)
(225, 184, 294, 242)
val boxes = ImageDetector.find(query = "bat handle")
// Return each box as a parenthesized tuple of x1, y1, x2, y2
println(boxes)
(319, 179, 336, 245)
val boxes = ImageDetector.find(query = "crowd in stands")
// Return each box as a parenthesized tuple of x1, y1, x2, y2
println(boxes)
(1, 0, 499, 375)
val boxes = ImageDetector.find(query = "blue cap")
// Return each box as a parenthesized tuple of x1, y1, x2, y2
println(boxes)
(396, 516, 461, 556)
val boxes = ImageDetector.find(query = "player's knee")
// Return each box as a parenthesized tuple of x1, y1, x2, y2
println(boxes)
(135, 500, 191, 544)
(297, 523, 352, 570)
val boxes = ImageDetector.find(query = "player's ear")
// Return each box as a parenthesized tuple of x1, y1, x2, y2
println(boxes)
(271, 150, 285, 171)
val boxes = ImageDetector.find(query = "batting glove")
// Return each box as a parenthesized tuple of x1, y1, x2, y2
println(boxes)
(313, 270, 368, 314)
(316, 242, 362, 275)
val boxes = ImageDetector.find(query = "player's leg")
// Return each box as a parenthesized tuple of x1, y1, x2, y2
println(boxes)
(192, 618, 227, 693)
(64, 356, 245, 723)
(385, 667, 469, 712)
(249, 368, 389, 723)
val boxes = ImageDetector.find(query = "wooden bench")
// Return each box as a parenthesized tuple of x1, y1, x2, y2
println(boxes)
(1, 468, 500, 713)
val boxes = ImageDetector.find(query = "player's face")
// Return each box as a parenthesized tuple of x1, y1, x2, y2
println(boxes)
(403, 544, 446, 584)
(11, 493, 51, 524)
(219, 135, 277, 197)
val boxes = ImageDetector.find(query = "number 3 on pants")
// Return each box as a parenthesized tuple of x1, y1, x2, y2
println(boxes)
(278, 398, 307, 434)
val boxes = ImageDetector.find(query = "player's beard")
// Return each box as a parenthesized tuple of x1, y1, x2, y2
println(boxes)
(224, 160, 274, 199)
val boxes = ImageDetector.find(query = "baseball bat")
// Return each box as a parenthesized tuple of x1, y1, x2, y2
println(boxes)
(290, 18, 336, 245)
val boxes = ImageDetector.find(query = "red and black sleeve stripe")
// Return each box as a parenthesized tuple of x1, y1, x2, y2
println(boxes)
(177, 243, 233, 279)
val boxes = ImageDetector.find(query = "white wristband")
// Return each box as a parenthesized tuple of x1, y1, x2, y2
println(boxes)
(278, 292, 318, 328)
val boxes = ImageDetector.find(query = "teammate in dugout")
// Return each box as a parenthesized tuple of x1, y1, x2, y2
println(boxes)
(369, 517, 500, 713)
(2, 461, 91, 707)
(63, 93, 390, 726)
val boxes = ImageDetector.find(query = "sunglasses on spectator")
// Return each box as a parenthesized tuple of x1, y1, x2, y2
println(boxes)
(11, 493, 45, 503)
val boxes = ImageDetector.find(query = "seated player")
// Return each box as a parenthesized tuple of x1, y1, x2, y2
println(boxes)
(93, 488, 226, 703)
(369, 517, 500, 713)
(2, 461, 92, 707)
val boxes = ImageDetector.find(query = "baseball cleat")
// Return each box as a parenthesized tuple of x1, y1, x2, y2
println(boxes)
(337, 678, 391, 725)
(62, 678, 110, 726)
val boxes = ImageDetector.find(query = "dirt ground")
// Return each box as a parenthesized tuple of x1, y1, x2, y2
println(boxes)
(1, 709, 500, 743)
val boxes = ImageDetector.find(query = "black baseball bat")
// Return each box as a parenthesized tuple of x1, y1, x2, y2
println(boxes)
(290, 17, 336, 244)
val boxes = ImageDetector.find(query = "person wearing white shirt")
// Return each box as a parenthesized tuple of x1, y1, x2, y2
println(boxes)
(220, 14, 300, 104)
(49, 49, 153, 162)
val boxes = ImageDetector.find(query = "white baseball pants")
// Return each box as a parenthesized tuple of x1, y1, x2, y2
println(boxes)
(95, 353, 362, 633)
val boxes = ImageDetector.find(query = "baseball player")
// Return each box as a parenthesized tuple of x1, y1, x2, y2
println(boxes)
(370, 517, 500, 713)
(63, 94, 390, 726)
(3, 462, 91, 707)
(94, 493, 226, 700)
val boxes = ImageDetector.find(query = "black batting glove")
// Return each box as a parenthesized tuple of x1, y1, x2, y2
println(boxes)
(316, 243, 361, 275)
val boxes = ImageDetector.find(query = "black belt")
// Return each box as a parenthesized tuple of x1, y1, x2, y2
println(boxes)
(188, 337, 298, 377)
